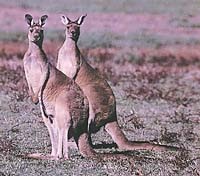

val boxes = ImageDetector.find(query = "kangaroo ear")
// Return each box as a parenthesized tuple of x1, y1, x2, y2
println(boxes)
(39, 15, 48, 26)
(77, 14, 87, 25)
(61, 15, 71, 25)
(25, 14, 33, 26)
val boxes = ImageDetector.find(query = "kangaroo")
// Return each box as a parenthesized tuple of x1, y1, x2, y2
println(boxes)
(57, 14, 177, 151)
(23, 14, 96, 160)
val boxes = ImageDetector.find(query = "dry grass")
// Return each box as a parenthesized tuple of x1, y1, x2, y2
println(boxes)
(0, 42, 200, 175)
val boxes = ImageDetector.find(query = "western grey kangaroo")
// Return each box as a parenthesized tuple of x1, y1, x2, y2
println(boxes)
(23, 14, 96, 160)
(57, 14, 175, 151)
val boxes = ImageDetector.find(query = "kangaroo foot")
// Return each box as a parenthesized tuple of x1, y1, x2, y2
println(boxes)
(68, 141, 78, 149)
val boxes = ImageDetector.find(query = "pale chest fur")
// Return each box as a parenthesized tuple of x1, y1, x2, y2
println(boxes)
(57, 46, 80, 79)
(24, 55, 46, 93)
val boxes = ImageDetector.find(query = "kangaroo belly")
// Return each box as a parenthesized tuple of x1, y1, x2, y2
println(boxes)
(28, 71, 43, 94)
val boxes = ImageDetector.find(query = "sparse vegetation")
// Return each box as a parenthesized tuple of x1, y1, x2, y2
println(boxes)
(1, 42, 200, 175)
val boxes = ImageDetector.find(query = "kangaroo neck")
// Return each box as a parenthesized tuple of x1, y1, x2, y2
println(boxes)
(63, 38, 80, 57)
(28, 41, 47, 63)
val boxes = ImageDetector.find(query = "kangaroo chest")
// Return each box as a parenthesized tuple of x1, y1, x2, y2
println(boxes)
(24, 56, 47, 93)
(58, 47, 80, 79)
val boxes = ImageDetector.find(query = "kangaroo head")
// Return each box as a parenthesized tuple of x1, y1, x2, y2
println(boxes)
(61, 14, 87, 42)
(25, 14, 48, 44)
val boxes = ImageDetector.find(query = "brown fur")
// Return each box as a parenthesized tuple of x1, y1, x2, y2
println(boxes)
(57, 15, 177, 151)
(23, 14, 96, 160)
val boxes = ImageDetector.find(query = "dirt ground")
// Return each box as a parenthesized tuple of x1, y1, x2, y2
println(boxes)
(0, 3, 200, 176)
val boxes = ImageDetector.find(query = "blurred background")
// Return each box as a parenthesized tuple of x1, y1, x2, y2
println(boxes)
(0, 0, 200, 47)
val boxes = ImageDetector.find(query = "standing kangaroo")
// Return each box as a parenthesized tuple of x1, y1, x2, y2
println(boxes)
(23, 14, 96, 160)
(57, 15, 175, 151)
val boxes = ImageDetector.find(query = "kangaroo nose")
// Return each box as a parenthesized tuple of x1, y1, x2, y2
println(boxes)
(34, 33, 39, 37)
(71, 31, 75, 35)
